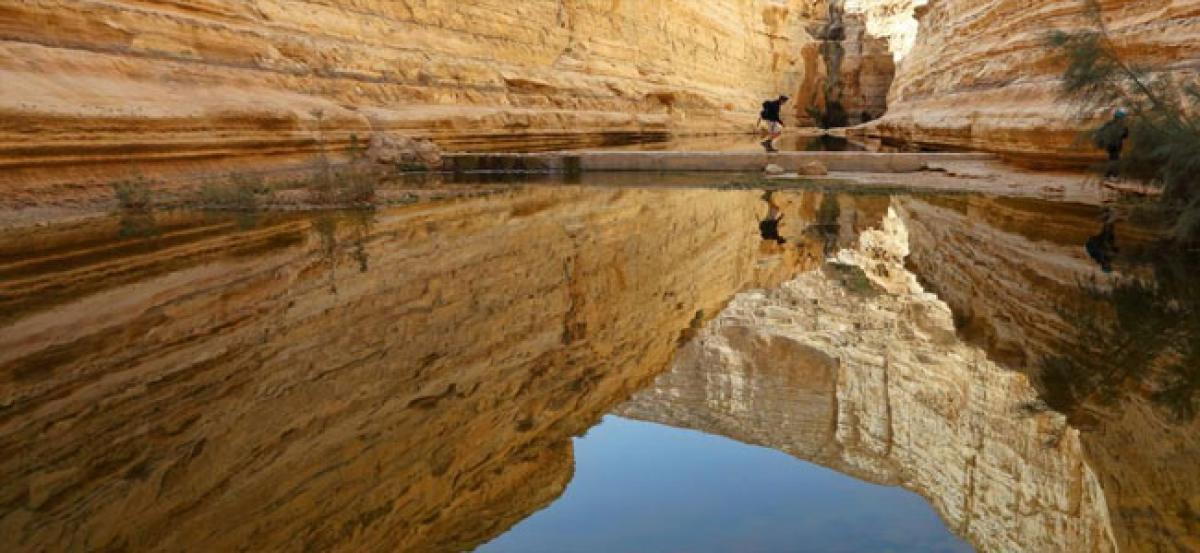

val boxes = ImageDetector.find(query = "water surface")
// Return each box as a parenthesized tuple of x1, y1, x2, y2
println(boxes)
(480, 416, 970, 553)
(1, 183, 1197, 552)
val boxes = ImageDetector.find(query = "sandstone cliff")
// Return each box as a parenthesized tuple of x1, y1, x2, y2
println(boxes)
(619, 205, 1119, 552)
(0, 0, 829, 201)
(867, 0, 1200, 166)
(804, 1, 898, 126)
(847, 0, 926, 61)
(0, 187, 806, 551)
(838, 12, 895, 122)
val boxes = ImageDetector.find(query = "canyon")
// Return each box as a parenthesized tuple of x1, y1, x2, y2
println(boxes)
(2, 0, 1199, 206)
(0, 0, 827, 203)
(2, 185, 1198, 551)
(4, 2, 1200, 550)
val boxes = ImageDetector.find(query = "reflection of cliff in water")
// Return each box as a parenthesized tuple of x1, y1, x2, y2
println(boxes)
(619, 196, 1199, 551)
(899, 196, 1200, 552)
(5, 186, 1198, 552)
(0, 187, 821, 552)
(618, 206, 1119, 552)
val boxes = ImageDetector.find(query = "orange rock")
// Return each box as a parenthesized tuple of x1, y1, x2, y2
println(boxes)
(868, 0, 1200, 169)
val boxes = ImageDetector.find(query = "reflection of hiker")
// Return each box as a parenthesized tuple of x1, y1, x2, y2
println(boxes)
(758, 96, 789, 153)
(759, 191, 787, 244)
(1086, 208, 1122, 273)
(1093, 108, 1129, 180)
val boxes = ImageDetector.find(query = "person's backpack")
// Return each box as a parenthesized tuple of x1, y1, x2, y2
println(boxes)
(1093, 120, 1126, 150)
(761, 101, 771, 120)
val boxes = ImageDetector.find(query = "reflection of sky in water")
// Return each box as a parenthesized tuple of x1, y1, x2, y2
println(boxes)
(479, 416, 972, 553)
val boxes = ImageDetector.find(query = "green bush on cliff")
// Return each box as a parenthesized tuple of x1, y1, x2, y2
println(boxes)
(111, 176, 154, 210)
(198, 172, 272, 211)
(1047, 0, 1200, 242)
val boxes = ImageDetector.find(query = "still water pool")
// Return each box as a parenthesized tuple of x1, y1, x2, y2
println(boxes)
(1, 183, 1196, 552)
(480, 416, 970, 553)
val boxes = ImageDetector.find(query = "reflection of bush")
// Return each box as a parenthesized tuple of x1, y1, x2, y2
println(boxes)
(815, 192, 842, 256)
(1038, 255, 1200, 422)
(825, 262, 878, 297)
(305, 159, 379, 206)
(314, 210, 376, 294)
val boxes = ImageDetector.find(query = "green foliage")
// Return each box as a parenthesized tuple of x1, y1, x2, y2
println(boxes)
(198, 172, 272, 211)
(824, 262, 878, 297)
(110, 176, 154, 210)
(306, 158, 379, 206)
(1047, 0, 1200, 242)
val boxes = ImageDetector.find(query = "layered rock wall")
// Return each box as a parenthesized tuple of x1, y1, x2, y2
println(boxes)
(0, 0, 825, 200)
(897, 196, 1200, 551)
(867, 0, 1200, 166)
(847, 0, 926, 61)
(0, 187, 800, 552)
(838, 12, 896, 122)
(619, 206, 1118, 551)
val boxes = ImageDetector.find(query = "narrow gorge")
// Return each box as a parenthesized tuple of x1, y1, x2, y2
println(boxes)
(4, 2, 1200, 552)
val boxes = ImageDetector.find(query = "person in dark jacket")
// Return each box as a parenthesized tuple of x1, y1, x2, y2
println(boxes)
(1086, 208, 1123, 273)
(759, 190, 787, 244)
(759, 95, 790, 153)
(1094, 108, 1130, 180)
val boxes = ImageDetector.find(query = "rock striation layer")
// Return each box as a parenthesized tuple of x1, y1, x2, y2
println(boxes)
(837, 12, 896, 122)
(619, 205, 1118, 551)
(897, 196, 1200, 552)
(0, 0, 828, 201)
(0, 187, 805, 552)
(867, 0, 1200, 166)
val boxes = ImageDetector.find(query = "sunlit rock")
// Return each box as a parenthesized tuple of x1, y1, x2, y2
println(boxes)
(620, 203, 1120, 552)
(867, 0, 1200, 167)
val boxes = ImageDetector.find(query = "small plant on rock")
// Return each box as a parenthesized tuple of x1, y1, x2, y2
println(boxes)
(111, 176, 155, 210)
(197, 172, 272, 211)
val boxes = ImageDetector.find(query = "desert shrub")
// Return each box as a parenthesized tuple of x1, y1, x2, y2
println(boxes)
(198, 172, 272, 211)
(305, 159, 379, 206)
(111, 176, 154, 210)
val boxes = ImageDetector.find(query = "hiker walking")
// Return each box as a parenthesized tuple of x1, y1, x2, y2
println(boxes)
(759, 95, 789, 153)
(1094, 108, 1129, 180)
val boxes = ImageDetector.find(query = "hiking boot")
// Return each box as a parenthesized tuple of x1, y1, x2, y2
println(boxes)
(761, 140, 776, 153)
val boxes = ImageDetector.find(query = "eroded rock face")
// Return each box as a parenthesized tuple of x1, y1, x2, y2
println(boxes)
(619, 205, 1119, 551)
(0, 187, 806, 552)
(0, 0, 830, 202)
(868, 0, 1200, 166)
(847, 0, 927, 61)
(365, 132, 442, 170)
(896, 196, 1200, 552)
(838, 12, 896, 122)
(618, 192, 1198, 551)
